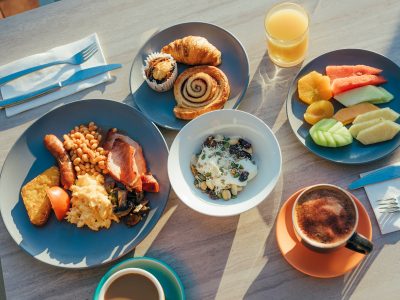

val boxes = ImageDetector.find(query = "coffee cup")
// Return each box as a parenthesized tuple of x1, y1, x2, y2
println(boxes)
(98, 267, 165, 300)
(292, 184, 373, 254)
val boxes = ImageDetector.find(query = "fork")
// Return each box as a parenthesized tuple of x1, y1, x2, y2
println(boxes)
(0, 43, 98, 85)
(376, 197, 400, 213)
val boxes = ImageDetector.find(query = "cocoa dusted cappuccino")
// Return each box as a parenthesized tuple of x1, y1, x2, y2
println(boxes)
(295, 189, 356, 244)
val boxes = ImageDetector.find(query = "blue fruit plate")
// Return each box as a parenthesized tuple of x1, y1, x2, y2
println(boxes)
(287, 49, 400, 164)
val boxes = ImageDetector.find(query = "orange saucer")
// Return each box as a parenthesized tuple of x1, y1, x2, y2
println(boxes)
(276, 188, 372, 278)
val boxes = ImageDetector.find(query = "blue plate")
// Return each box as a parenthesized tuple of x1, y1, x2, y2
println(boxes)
(287, 49, 400, 164)
(130, 22, 250, 131)
(0, 100, 170, 268)
(94, 257, 185, 300)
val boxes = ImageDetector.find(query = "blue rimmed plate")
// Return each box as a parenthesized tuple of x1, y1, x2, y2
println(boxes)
(287, 49, 400, 164)
(94, 257, 185, 300)
(130, 22, 250, 131)
(0, 99, 170, 268)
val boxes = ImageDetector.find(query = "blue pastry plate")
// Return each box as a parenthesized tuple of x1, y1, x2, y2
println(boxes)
(130, 22, 250, 131)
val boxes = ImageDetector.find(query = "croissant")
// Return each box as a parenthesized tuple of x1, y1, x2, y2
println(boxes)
(161, 36, 222, 66)
(173, 66, 230, 120)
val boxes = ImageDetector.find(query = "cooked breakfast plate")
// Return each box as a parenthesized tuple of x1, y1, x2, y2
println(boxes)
(130, 22, 250, 131)
(287, 49, 400, 164)
(0, 100, 170, 268)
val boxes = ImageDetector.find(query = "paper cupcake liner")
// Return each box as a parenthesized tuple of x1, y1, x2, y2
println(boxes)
(142, 52, 177, 92)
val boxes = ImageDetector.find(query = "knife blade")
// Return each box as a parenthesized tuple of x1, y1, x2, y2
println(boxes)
(348, 165, 400, 190)
(0, 64, 121, 109)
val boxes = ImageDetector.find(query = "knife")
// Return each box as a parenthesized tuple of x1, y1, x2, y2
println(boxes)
(0, 63, 122, 109)
(348, 165, 400, 190)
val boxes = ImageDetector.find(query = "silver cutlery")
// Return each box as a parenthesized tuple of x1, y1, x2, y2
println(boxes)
(0, 63, 122, 109)
(377, 197, 400, 213)
(0, 43, 98, 85)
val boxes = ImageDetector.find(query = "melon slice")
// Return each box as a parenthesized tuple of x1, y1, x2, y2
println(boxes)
(353, 107, 399, 124)
(331, 75, 387, 95)
(349, 118, 384, 138)
(326, 65, 382, 81)
(333, 103, 379, 125)
(369, 87, 394, 104)
(334, 85, 385, 107)
(356, 121, 400, 145)
(310, 119, 352, 147)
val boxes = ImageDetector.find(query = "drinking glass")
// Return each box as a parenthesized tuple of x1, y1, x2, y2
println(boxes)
(264, 2, 309, 67)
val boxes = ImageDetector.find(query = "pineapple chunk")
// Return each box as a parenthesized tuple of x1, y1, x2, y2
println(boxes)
(349, 118, 384, 138)
(353, 107, 399, 124)
(356, 120, 400, 145)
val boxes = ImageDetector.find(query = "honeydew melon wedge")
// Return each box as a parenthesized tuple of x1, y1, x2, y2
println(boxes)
(369, 87, 394, 104)
(310, 119, 352, 147)
(334, 85, 385, 107)
(353, 107, 399, 124)
(349, 118, 384, 138)
(332, 133, 348, 145)
(356, 120, 400, 145)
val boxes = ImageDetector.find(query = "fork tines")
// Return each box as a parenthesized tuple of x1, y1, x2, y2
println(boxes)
(377, 197, 400, 213)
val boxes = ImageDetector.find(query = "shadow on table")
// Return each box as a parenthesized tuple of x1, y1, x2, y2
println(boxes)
(117, 52, 303, 298)
(238, 50, 397, 299)
(238, 51, 301, 124)
(129, 193, 240, 300)
(0, 78, 116, 132)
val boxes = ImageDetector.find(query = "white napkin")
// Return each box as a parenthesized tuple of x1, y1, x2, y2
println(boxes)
(361, 163, 400, 234)
(0, 33, 110, 117)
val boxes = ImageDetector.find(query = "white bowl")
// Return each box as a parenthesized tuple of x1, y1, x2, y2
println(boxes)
(168, 109, 282, 216)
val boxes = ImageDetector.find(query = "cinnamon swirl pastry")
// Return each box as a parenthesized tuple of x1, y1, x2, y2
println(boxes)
(173, 66, 230, 120)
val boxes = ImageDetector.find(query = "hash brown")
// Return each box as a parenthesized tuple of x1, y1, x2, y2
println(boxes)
(21, 166, 60, 226)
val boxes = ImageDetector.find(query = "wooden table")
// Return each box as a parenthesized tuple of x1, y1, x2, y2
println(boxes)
(1, 0, 400, 299)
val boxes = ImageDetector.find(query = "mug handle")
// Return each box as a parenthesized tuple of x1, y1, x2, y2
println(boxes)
(345, 232, 373, 254)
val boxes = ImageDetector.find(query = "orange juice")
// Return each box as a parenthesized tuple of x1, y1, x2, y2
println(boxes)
(265, 3, 309, 67)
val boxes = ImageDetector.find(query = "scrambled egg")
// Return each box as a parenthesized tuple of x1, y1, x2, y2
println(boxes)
(66, 174, 118, 231)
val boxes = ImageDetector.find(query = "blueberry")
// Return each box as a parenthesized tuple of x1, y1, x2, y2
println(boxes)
(203, 136, 217, 147)
(208, 190, 219, 200)
(239, 138, 251, 149)
(229, 144, 240, 155)
(239, 151, 252, 160)
(239, 171, 249, 182)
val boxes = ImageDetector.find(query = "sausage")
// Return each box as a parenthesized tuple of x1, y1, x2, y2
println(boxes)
(43, 134, 75, 189)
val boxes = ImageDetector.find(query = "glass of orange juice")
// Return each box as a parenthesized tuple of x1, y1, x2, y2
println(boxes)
(265, 2, 309, 67)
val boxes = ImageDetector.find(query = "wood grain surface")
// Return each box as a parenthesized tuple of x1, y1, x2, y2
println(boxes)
(1, 0, 400, 299)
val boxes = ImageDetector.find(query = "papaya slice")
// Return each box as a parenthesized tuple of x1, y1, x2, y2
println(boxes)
(331, 75, 387, 95)
(297, 71, 332, 105)
(326, 65, 382, 81)
(333, 102, 379, 125)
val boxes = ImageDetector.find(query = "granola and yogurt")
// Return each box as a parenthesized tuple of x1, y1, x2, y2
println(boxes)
(191, 135, 258, 200)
